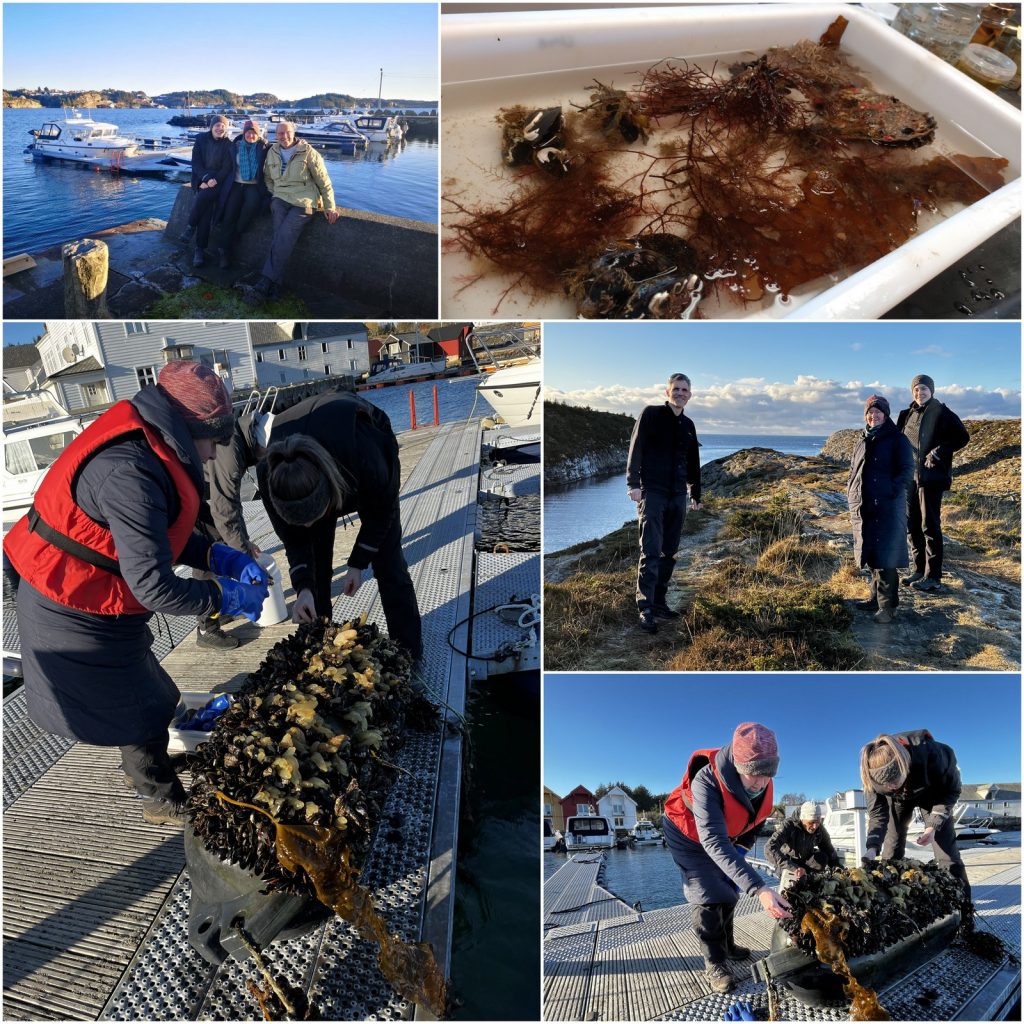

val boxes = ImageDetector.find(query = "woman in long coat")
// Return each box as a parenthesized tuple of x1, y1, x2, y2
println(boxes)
(848, 394, 914, 624)
(180, 114, 235, 267)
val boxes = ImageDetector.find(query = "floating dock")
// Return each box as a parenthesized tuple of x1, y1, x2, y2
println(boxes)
(3, 417, 538, 1020)
(544, 850, 1021, 1021)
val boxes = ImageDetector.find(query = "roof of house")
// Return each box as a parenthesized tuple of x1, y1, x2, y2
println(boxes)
(600, 787, 637, 804)
(961, 783, 1021, 800)
(302, 323, 367, 339)
(47, 356, 104, 377)
(543, 785, 563, 801)
(250, 323, 293, 347)
(3, 344, 41, 370)
(427, 322, 474, 343)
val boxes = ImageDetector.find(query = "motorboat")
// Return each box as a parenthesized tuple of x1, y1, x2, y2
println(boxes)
(563, 815, 616, 851)
(823, 793, 1000, 846)
(543, 819, 564, 852)
(630, 819, 663, 845)
(26, 111, 192, 172)
(350, 114, 404, 143)
(477, 358, 542, 427)
(360, 355, 449, 388)
(295, 121, 370, 148)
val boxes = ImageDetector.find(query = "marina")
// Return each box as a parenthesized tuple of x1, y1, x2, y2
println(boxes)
(3, 414, 540, 1020)
(543, 844, 1021, 1020)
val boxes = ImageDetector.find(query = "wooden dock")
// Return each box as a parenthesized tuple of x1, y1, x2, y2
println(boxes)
(544, 848, 1021, 1021)
(3, 418, 498, 1020)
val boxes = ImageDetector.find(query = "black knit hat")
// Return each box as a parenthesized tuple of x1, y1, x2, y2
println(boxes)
(912, 374, 935, 393)
(864, 394, 891, 418)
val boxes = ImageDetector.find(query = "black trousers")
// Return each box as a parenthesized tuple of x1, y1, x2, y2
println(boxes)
(880, 802, 971, 901)
(869, 567, 899, 610)
(307, 503, 423, 659)
(635, 490, 687, 610)
(120, 729, 186, 803)
(692, 901, 739, 965)
(907, 484, 945, 580)
(215, 184, 263, 256)
(188, 185, 223, 250)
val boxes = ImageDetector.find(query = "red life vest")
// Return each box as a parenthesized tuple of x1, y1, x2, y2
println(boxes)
(3, 401, 200, 615)
(664, 747, 774, 843)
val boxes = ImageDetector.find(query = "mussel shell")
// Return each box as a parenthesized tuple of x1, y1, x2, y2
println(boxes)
(522, 107, 564, 147)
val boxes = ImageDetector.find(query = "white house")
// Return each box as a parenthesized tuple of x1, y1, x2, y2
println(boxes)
(2, 344, 44, 393)
(36, 321, 257, 414)
(960, 783, 1020, 821)
(252, 322, 370, 386)
(598, 786, 638, 834)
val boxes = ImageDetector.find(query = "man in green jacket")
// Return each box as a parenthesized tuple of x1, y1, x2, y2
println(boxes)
(255, 121, 340, 298)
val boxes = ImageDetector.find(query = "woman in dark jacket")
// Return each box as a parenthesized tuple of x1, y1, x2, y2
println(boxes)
(2, 363, 268, 825)
(860, 730, 972, 911)
(847, 394, 914, 624)
(180, 114, 235, 267)
(213, 120, 271, 269)
(257, 390, 423, 660)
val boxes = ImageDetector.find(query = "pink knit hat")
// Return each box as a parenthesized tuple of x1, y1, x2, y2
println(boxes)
(157, 361, 233, 443)
(732, 722, 779, 777)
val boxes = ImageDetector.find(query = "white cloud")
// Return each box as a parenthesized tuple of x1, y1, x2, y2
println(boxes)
(547, 377, 1021, 434)
(912, 345, 954, 358)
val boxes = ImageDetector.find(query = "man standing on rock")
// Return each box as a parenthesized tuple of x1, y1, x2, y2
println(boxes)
(896, 375, 970, 593)
(626, 372, 703, 634)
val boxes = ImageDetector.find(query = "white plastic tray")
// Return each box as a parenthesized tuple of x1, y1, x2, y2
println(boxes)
(441, 3, 1021, 320)
(167, 691, 217, 754)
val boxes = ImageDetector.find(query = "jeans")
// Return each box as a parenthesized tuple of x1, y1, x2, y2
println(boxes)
(120, 728, 186, 802)
(261, 197, 312, 285)
(635, 490, 687, 610)
(907, 484, 945, 580)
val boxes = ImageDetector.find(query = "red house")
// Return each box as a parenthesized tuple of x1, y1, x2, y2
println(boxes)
(560, 785, 599, 822)
(426, 322, 474, 364)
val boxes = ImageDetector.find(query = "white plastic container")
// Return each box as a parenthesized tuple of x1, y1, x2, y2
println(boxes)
(167, 692, 217, 754)
(257, 554, 288, 627)
(441, 3, 1021, 320)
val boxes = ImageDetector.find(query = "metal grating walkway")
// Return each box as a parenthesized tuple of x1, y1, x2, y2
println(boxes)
(4, 419, 487, 1021)
(544, 846, 1021, 1021)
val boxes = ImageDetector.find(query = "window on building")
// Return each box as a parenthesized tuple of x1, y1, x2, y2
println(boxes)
(297, 346, 307, 361)
(321, 342, 330, 354)
(544, 803, 552, 817)
(136, 366, 158, 388)
(278, 349, 287, 361)
(164, 342, 195, 363)
(256, 352, 264, 363)
(324, 365, 332, 376)
(199, 349, 231, 371)
(83, 382, 109, 407)
(349, 359, 358, 371)
(125, 323, 147, 335)
(346, 339, 353, 350)
(614, 817, 624, 827)
(612, 802, 624, 815)
(279, 373, 286, 383)
(576, 804, 589, 816)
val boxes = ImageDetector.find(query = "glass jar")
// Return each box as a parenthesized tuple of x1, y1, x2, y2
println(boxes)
(956, 41, 1018, 89)
(997, 27, 1022, 90)
(970, 4, 1016, 48)
(892, 3, 984, 64)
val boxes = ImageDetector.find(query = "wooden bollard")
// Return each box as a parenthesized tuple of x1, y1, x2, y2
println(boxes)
(62, 239, 110, 319)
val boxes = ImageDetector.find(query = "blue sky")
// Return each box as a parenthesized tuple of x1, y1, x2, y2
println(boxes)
(545, 322, 1021, 433)
(3, 4, 438, 100)
(544, 674, 1021, 800)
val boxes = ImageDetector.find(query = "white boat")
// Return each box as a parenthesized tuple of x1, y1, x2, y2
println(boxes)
(823, 793, 1000, 846)
(26, 111, 192, 172)
(294, 120, 370, 147)
(630, 819, 663, 845)
(350, 114, 404, 143)
(543, 819, 563, 852)
(477, 358, 542, 427)
(362, 355, 448, 387)
(3, 414, 91, 525)
(563, 815, 616, 851)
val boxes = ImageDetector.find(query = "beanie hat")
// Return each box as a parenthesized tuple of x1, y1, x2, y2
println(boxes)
(911, 374, 935, 393)
(732, 722, 779, 777)
(211, 114, 230, 127)
(864, 394, 890, 418)
(271, 473, 331, 526)
(799, 801, 821, 821)
(242, 119, 261, 133)
(157, 361, 233, 443)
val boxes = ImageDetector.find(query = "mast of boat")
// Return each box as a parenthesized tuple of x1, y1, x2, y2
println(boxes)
(377, 68, 383, 111)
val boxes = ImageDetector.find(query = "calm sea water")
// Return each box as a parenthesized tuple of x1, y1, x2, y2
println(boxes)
(3, 107, 437, 257)
(543, 434, 828, 554)
(360, 375, 483, 434)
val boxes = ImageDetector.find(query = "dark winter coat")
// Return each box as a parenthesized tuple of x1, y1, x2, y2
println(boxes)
(661, 743, 769, 905)
(200, 412, 260, 551)
(765, 819, 841, 875)
(15, 386, 220, 746)
(896, 399, 970, 491)
(626, 403, 702, 501)
(866, 729, 961, 851)
(847, 417, 914, 569)
(256, 391, 400, 592)
(190, 129, 235, 192)
(216, 135, 272, 217)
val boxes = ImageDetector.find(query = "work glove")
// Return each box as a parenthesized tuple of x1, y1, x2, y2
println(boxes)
(218, 577, 269, 622)
(723, 1001, 757, 1021)
(209, 542, 268, 586)
(924, 447, 942, 469)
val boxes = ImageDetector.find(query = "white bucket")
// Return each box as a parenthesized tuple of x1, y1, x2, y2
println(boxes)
(257, 555, 288, 627)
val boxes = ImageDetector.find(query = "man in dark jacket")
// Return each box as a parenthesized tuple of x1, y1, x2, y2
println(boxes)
(662, 723, 791, 993)
(257, 390, 422, 658)
(896, 374, 970, 593)
(3, 362, 269, 826)
(626, 373, 703, 634)
(766, 801, 841, 891)
(860, 729, 972, 910)
(848, 395, 915, 624)
(180, 114, 235, 267)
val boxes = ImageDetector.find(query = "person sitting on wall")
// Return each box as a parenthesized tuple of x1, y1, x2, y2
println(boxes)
(180, 114, 235, 268)
(213, 119, 272, 270)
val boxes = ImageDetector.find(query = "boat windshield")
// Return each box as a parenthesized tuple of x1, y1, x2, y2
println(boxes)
(38, 124, 62, 140)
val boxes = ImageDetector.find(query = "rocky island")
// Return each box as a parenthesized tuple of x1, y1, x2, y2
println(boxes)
(545, 412, 1020, 673)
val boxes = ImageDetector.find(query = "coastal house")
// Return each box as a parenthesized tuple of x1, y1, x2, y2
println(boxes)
(560, 785, 599, 822)
(543, 786, 565, 834)
(960, 783, 1021, 824)
(598, 786, 638, 834)
(252, 322, 369, 386)
(34, 321, 257, 414)
(426, 323, 474, 366)
(2, 343, 44, 393)
(372, 331, 451, 368)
